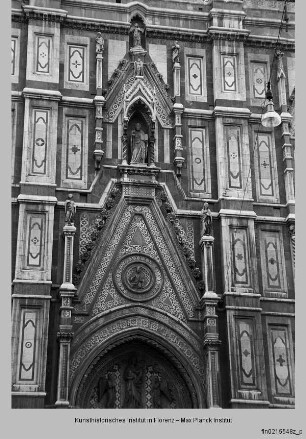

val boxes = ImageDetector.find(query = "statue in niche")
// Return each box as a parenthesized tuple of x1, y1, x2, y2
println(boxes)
(95, 32, 104, 54)
(123, 357, 143, 408)
(97, 371, 116, 408)
(134, 58, 144, 76)
(172, 41, 181, 64)
(64, 194, 76, 225)
(201, 202, 213, 236)
(130, 122, 148, 164)
(130, 22, 144, 48)
(151, 366, 175, 408)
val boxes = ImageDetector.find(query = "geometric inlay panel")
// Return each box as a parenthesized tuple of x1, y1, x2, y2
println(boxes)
(68, 45, 85, 83)
(251, 62, 267, 99)
(66, 118, 84, 180)
(237, 319, 256, 387)
(226, 125, 242, 189)
(19, 310, 37, 381)
(32, 110, 49, 175)
(270, 327, 292, 396)
(26, 213, 45, 268)
(187, 56, 203, 96)
(114, 254, 163, 302)
(222, 55, 237, 92)
(257, 133, 274, 197)
(190, 129, 206, 192)
(36, 35, 51, 74)
(231, 227, 250, 286)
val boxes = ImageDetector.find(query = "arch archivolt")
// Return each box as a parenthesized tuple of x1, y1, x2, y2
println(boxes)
(69, 307, 205, 407)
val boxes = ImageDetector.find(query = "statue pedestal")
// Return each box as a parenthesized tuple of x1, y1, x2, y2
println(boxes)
(130, 46, 147, 63)
(118, 164, 160, 184)
(199, 235, 215, 294)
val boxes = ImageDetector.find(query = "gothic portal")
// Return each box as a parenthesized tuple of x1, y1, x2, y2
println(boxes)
(73, 341, 195, 409)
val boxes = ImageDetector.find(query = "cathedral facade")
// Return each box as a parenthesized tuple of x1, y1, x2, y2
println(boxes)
(11, 0, 295, 409)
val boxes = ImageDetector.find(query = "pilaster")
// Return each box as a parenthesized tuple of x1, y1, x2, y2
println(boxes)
(55, 224, 77, 407)
(93, 33, 105, 170)
(172, 103, 185, 178)
(280, 116, 295, 207)
(199, 231, 221, 408)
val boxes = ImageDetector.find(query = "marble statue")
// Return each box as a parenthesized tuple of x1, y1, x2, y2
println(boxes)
(201, 202, 212, 236)
(134, 58, 144, 76)
(95, 32, 104, 54)
(64, 194, 76, 225)
(172, 41, 181, 64)
(130, 23, 144, 47)
(130, 123, 148, 164)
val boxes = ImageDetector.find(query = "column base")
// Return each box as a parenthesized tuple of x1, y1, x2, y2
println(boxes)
(230, 399, 270, 409)
(55, 400, 70, 408)
(12, 392, 46, 409)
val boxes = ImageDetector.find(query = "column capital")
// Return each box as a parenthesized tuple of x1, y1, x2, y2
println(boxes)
(63, 224, 76, 234)
(199, 235, 214, 248)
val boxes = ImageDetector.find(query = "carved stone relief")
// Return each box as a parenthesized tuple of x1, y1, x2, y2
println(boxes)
(75, 342, 194, 408)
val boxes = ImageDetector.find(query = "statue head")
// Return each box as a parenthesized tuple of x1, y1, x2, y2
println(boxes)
(135, 122, 141, 130)
(68, 193, 73, 200)
(203, 202, 209, 210)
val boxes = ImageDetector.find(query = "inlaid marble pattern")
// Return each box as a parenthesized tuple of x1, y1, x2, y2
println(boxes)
(270, 327, 292, 396)
(68, 45, 85, 83)
(19, 310, 37, 381)
(26, 213, 45, 268)
(36, 35, 51, 74)
(32, 110, 49, 175)
(226, 126, 242, 189)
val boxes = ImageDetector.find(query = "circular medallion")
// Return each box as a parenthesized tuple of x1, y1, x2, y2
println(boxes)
(114, 254, 163, 301)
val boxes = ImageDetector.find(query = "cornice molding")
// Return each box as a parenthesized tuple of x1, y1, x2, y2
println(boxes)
(60, 96, 94, 109)
(23, 88, 62, 101)
(213, 106, 251, 118)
